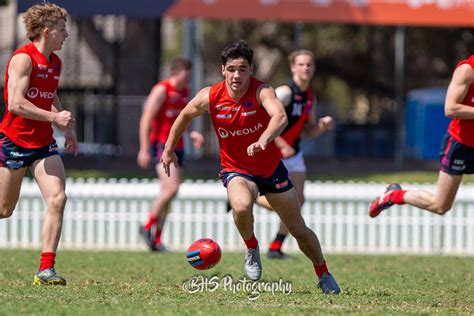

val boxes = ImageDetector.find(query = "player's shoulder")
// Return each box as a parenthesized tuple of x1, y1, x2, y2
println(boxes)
(8, 53, 33, 72)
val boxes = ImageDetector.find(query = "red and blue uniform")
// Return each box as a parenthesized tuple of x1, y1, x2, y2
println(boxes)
(0, 43, 60, 169)
(441, 55, 474, 175)
(149, 79, 189, 165)
(209, 77, 292, 194)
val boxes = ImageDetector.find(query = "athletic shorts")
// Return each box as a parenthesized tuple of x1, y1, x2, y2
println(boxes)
(440, 133, 474, 175)
(219, 160, 293, 196)
(0, 132, 58, 170)
(282, 150, 306, 174)
(151, 141, 184, 167)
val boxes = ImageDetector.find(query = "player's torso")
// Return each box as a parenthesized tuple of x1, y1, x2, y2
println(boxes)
(281, 80, 314, 152)
(448, 55, 474, 147)
(209, 78, 280, 177)
(1, 43, 61, 148)
(151, 80, 189, 145)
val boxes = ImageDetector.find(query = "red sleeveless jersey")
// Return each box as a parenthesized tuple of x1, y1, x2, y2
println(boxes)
(209, 77, 280, 178)
(1, 43, 61, 148)
(447, 55, 474, 147)
(149, 79, 189, 149)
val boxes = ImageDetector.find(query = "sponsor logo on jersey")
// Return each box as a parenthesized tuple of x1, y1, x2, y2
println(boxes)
(232, 106, 241, 111)
(48, 68, 53, 73)
(37, 73, 48, 79)
(242, 110, 256, 117)
(54, 76, 60, 80)
(26, 87, 55, 100)
(217, 123, 263, 139)
(216, 104, 231, 111)
(216, 114, 232, 119)
(38, 64, 47, 70)
(243, 100, 253, 108)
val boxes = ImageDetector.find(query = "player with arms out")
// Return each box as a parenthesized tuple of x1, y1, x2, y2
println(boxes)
(254, 50, 334, 259)
(137, 57, 203, 251)
(0, 2, 77, 285)
(370, 54, 474, 218)
(161, 41, 340, 294)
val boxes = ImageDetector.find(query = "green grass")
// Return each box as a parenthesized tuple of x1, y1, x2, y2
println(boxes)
(0, 250, 473, 315)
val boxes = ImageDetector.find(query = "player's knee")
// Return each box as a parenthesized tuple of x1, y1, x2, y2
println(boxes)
(231, 203, 252, 217)
(47, 192, 67, 211)
(0, 204, 15, 218)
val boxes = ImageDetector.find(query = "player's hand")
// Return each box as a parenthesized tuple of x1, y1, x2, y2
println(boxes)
(137, 149, 151, 169)
(247, 141, 266, 157)
(160, 150, 178, 177)
(280, 145, 295, 159)
(53, 110, 75, 130)
(63, 128, 78, 156)
(190, 131, 204, 149)
(318, 116, 334, 132)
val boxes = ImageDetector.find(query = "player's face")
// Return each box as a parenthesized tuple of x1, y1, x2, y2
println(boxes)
(222, 58, 252, 93)
(175, 68, 192, 86)
(45, 19, 68, 51)
(291, 54, 315, 82)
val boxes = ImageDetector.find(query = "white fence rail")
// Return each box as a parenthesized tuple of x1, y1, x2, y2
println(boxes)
(1, 178, 473, 255)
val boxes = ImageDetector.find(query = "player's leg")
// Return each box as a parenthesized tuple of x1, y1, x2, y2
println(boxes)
(370, 133, 468, 217)
(266, 171, 305, 258)
(141, 162, 180, 251)
(227, 176, 262, 280)
(0, 167, 27, 218)
(404, 171, 462, 214)
(266, 188, 340, 294)
(30, 155, 67, 285)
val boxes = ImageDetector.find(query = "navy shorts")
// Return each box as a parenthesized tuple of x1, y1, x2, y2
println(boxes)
(219, 161, 293, 196)
(152, 141, 184, 167)
(440, 133, 474, 175)
(0, 132, 59, 170)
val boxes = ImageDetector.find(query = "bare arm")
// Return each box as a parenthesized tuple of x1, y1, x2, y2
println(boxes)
(161, 87, 210, 176)
(7, 54, 67, 126)
(247, 84, 288, 156)
(137, 84, 166, 169)
(53, 95, 79, 155)
(445, 64, 474, 119)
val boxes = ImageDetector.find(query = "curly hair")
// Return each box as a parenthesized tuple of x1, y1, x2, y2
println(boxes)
(220, 40, 253, 66)
(23, 2, 68, 41)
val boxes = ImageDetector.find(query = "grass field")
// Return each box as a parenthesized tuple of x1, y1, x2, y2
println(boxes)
(0, 250, 473, 315)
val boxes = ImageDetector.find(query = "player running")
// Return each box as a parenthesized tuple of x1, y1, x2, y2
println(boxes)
(0, 2, 77, 285)
(370, 55, 474, 218)
(161, 41, 340, 294)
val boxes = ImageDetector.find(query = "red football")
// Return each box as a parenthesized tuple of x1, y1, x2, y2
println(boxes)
(186, 238, 222, 270)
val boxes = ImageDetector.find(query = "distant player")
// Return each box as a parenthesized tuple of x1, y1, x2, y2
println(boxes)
(254, 50, 334, 259)
(370, 54, 474, 217)
(0, 2, 77, 285)
(161, 41, 340, 294)
(137, 57, 203, 251)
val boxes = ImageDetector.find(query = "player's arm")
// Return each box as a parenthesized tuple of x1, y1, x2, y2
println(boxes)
(247, 84, 288, 156)
(137, 84, 166, 169)
(53, 94, 79, 155)
(161, 87, 210, 176)
(273, 84, 294, 157)
(445, 64, 474, 119)
(7, 53, 73, 128)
